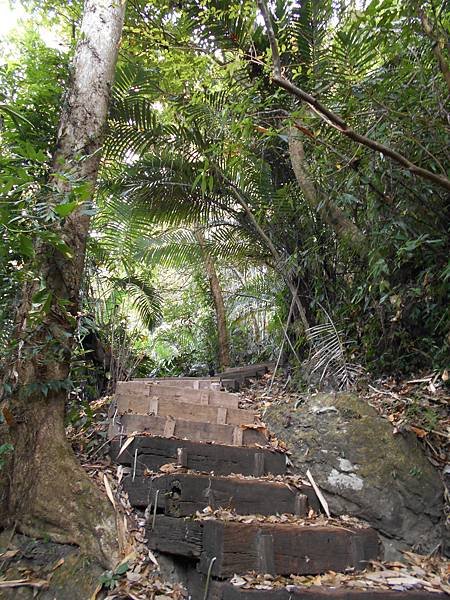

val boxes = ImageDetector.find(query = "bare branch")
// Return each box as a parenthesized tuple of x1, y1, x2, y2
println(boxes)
(256, 0, 450, 193)
(256, 0, 281, 76)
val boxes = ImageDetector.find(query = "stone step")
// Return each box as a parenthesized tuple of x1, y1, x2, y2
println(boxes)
(187, 573, 444, 600)
(123, 472, 319, 515)
(109, 413, 267, 445)
(147, 515, 380, 577)
(116, 380, 240, 409)
(112, 435, 286, 477)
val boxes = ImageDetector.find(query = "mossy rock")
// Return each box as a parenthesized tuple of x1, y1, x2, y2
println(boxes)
(265, 392, 443, 557)
(0, 532, 104, 599)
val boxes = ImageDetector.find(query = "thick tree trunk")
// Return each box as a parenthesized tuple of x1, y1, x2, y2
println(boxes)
(288, 127, 365, 254)
(195, 230, 231, 370)
(1, 0, 126, 567)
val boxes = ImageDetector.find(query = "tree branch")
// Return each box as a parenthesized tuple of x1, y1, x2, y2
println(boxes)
(288, 127, 366, 254)
(419, 8, 450, 94)
(256, 0, 450, 193)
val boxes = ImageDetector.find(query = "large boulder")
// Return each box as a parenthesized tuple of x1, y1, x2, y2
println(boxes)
(265, 392, 443, 558)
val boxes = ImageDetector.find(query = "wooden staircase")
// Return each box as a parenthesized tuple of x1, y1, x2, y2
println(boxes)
(109, 364, 443, 600)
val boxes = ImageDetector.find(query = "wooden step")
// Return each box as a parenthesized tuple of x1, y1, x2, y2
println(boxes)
(133, 376, 241, 391)
(112, 436, 286, 477)
(109, 413, 266, 445)
(114, 394, 256, 427)
(222, 362, 276, 376)
(146, 516, 380, 577)
(116, 381, 240, 409)
(187, 573, 445, 600)
(123, 472, 319, 515)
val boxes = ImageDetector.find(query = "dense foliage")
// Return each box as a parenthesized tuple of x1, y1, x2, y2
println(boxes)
(1, 0, 449, 396)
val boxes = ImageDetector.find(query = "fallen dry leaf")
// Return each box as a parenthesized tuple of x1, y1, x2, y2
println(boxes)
(410, 425, 428, 438)
(0, 578, 48, 589)
(103, 473, 116, 507)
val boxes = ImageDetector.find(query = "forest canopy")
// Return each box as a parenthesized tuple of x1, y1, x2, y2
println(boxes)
(1, 0, 449, 400)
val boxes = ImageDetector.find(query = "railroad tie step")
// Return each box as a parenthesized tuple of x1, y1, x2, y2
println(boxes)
(112, 435, 286, 477)
(132, 376, 241, 392)
(220, 362, 276, 377)
(186, 572, 446, 600)
(146, 515, 380, 577)
(123, 472, 319, 515)
(114, 393, 256, 426)
(109, 414, 266, 445)
(114, 381, 240, 409)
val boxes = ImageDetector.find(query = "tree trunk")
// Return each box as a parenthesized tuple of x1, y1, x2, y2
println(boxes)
(288, 127, 365, 255)
(1, 0, 126, 567)
(195, 230, 231, 370)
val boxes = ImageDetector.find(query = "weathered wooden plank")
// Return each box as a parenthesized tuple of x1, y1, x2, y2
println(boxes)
(112, 436, 286, 477)
(223, 362, 276, 375)
(109, 414, 266, 446)
(124, 472, 316, 515)
(130, 375, 241, 392)
(215, 584, 445, 599)
(133, 376, 240, 391)
(146, 516, 380, 577)
(133, 376, 222, 388)
(199, 520, 380, 577)
(146, 515, 203, 558)
(218, 362, 275, 377)
(115, 395, 256, 426)
(116, 381, 240, 409)
(187, 573, 445, 600)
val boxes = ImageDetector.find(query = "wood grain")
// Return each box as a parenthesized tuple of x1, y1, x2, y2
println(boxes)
(147, 516, 380, 577)
(112, 436, 286, 477)
(123, 472, 316, 515)
(109, 413, 266, 445)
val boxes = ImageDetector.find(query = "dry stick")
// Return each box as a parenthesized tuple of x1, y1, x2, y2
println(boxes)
(203, 556, 217, 600)
(276, 313, 302, 365)
(256, 0, 450, 193)
(268, 287, 298, 394)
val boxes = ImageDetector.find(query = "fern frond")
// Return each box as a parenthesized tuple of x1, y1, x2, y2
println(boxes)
(305, 309, 363, 389)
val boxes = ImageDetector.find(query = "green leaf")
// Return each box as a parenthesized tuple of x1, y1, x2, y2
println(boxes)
(32, 288, 50, 305)
(54, 201, 78, 218)
(114, 562, 129, 575)
(40, 231, 73, 258)
(17, 236, 35, 258)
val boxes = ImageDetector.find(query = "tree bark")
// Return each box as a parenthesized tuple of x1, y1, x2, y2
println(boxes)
(288, 127, 365, 255)
(195, 230, 231, 370)
(1, 0, 126, 567)
(419, 8, 450, 95)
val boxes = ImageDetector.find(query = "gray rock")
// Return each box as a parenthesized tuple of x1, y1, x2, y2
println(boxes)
(265, 392, 443, 557)
(0, 531, 104, 600)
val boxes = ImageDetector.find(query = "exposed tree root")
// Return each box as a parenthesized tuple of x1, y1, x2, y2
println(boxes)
(5, 393, 118, 569)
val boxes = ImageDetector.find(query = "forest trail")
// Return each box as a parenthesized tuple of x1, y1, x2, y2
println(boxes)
(109, 366, 444, 600)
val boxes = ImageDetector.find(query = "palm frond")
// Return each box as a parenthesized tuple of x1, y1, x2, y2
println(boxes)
(306, 308, 363, 389)
(113, 275, 162, 330)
